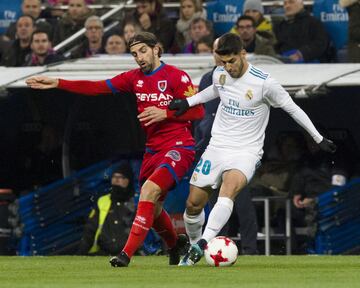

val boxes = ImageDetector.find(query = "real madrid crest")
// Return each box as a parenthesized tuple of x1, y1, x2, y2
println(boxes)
(192, 173, 198, 182)
(245, 89, 253, 100)
(219, 74, 226, 86)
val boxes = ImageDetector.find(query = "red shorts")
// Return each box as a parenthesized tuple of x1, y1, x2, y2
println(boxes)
(139, 147, 195, 197)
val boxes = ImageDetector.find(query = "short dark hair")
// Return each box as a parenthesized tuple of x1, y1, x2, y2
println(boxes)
(196, 35, 213, 51)
(191, 17, 213, 33)
(16, 15, 35, 26)
(215, 33, 244, 56)
(236, 15, 256, 28)
(30, 30, 50, 43)
(127, 31, 163, 57)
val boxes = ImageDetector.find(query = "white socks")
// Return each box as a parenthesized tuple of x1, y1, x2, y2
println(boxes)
(202, 197, 234, 243)
(183, 209, 205, 244)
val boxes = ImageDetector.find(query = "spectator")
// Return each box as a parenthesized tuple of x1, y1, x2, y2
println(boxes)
(106, 19, 143, 51)
(231, 0, 273, 37)
(195, 35, 213, 54)
(173, 0, 206, 53)
(291, 128, 351, 208)
(77, 164, 136, 255)
(273, 0, 331, 63)
(70, 15, 105, 59)
(183, 17, 213, 53)
(130, 0, 174, 52)
(236, 15, 276, 57)
(25, 31, 66, 66)
(123, 21, 143, 45)
(53, 0, 94, 45)
(339, 0, 360, 62)
(288, 129, 351, 252)
(1, 15, 34, 67)
(5, 0, 54, 41)
(105, 34, 127, 55)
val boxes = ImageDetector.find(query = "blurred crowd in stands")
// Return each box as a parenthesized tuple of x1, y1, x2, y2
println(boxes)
(0, 0, 359, 67)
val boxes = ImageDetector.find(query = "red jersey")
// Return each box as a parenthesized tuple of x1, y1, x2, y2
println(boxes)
(106, 62, 198, 151)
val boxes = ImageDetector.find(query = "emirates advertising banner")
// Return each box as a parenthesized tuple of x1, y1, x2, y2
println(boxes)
(0, 1, 22, 34)
(313, 0, 349, 50)
(206, 0, 245, 37)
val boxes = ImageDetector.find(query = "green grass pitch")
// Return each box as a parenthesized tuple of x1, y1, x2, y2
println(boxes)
(1, 256, 360, 288)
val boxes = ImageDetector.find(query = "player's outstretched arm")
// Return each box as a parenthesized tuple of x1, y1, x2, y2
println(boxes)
(27, 76, 112, 96)
(26, 76, 59, 89)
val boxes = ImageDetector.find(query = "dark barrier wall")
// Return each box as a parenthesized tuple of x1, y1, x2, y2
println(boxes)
(0, 88, 145, 193)
(265, 87, 360, 159)
(1, 86, 359, 193)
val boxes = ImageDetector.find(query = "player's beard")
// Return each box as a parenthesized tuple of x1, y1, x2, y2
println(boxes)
(140, 52, 155, 74)
(231, 57, 245, 78)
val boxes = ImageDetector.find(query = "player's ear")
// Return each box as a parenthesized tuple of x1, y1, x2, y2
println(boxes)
(153, 45, 159, 57)
(240, 49, 247, 60)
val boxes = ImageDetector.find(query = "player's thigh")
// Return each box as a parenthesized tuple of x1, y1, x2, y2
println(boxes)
(219, 169, 248, 200)
(223, 151, 260, 183)
(219, 151, 260, 200)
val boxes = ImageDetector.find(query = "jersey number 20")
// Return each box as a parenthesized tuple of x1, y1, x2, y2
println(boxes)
(195, 158, 211, 175)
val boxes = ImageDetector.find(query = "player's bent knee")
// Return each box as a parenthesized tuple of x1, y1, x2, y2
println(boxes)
(186, 199, 205, 215)
(140, 181, 162, 202)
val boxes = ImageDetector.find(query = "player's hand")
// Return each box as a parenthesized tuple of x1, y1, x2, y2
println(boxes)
(26, 76, 59, 89)
(138, 106, 166, 126)
(319, 138, 337, 153)
(293, 195, 304, 208)
(168, 99, 189, 116)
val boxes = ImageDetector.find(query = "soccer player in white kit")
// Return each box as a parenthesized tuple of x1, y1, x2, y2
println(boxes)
(169, 33, 337, 266)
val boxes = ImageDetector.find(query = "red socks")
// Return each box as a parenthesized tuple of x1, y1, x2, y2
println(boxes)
(152, 209, 177, 249)
(123, 201, 155, 258)
(122, 202, 177, 258)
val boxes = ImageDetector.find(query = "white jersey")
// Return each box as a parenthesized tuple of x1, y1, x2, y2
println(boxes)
(188, 64, 322, 157)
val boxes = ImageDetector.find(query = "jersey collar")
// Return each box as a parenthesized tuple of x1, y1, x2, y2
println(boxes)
(144, 61, 165, 76)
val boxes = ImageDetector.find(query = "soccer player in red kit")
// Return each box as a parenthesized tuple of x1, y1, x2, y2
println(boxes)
(26, 32, 204, 267)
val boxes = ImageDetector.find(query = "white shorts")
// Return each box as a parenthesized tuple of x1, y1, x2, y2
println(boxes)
(189, 146, 261, 189)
